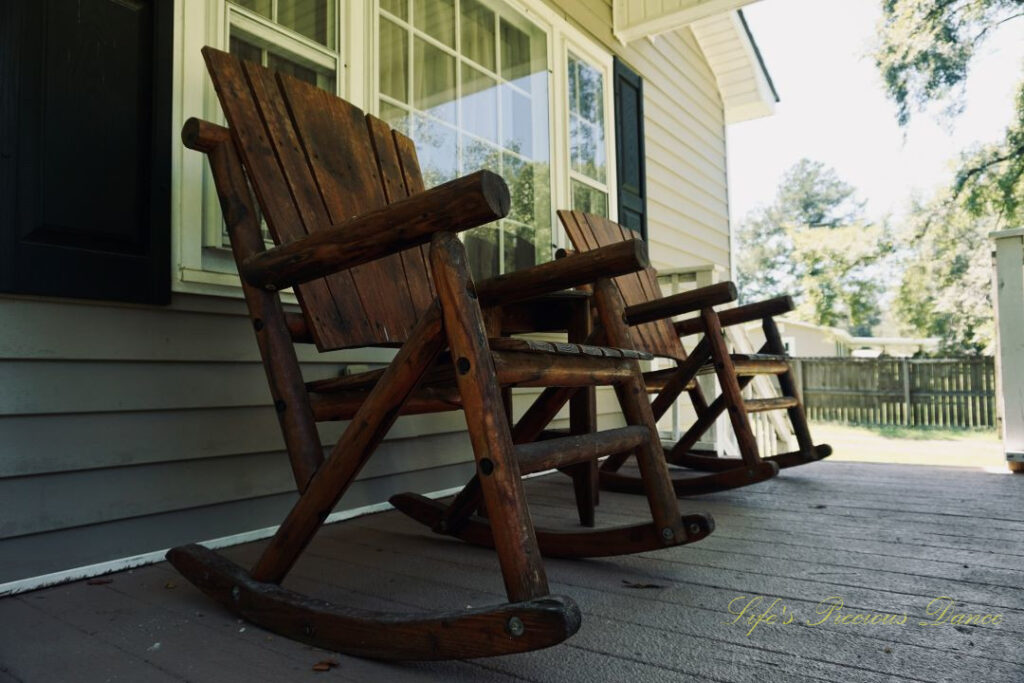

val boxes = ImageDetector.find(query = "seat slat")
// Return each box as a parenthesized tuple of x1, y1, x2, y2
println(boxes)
(277, 73, 420, 344)
(202, 49, 351, 349)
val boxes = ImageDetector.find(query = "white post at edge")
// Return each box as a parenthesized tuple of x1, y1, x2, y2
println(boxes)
(990, 228, 1024, 464)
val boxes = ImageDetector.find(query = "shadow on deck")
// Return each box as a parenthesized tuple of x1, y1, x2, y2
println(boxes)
(1, 461, 1021, 682)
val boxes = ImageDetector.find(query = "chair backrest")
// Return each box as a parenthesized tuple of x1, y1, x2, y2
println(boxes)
(558, 210, 686, 361)
(203, 47, 436, 351)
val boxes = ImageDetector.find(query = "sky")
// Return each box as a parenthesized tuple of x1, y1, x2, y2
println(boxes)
(727, 0, 1024, 227)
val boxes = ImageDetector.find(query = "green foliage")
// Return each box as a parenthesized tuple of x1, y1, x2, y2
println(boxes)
(874, 0, 1024, 222)
(735, 159, 890, 334)
(790, 223, 894, 336)
(892, 193, 997, 354)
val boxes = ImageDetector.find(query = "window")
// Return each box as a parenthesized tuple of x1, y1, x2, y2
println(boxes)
(567, 52, 609, 217)
(173, 0, 616, 295)
(226, 1, 338, 91)
(377, 0, 552, 280)
(210, 1, 342, 247)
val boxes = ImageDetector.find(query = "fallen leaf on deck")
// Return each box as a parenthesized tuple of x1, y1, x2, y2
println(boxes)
(621, 579, 664, 589)
(312, 659, 340, 672)
(164, 581, 177, 589)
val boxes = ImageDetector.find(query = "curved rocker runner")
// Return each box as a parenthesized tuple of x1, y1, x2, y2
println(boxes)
(167, 47, 714, 661)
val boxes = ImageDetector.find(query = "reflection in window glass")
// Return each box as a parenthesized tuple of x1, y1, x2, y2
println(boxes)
(568, 53, 606, 183)
(414, 0, 455, 47)
(380, 0, 408, 20)
(379, 18, 408, 102)
(379, 0, 551, 278)
(461, 0, 495, 71)
(568, 52, 608, 216)
(572, 179, 608, 218)
(413, 38, 457, 124)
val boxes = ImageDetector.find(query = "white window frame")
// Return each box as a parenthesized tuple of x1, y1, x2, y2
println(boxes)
(170, 0, 615, 297)
(557, 32, 617, 224)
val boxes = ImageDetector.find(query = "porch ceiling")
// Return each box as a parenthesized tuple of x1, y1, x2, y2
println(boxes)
(613, 1, 777, 124)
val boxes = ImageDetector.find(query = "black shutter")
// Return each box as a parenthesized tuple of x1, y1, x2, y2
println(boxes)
(0, 0, 172, 305)
(613, 57, 647, 240)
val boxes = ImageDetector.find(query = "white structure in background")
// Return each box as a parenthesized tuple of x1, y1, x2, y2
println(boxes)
(991, 228, 1024, 471)
(743, 318, 939, 358)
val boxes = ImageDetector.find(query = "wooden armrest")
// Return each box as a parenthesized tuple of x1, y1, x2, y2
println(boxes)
(231, 171, 509, 291)
(475, 240, 648, 307)
(673, 295, 795, 337)
(182, 118, 232, 153)
(625, 282, 737, 325)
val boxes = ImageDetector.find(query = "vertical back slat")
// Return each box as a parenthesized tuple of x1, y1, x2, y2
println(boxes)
(366, 115, 435, 313)
(202, 48, 351, 349)
(277, 72, 419, 343)
(560, 211, 683, 360)
(240, 61, 375, 345)
(392, 130, 436, 302)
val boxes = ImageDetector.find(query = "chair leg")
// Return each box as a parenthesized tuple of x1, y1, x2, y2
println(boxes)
(593, 278, 688, 544)
(250, 303, 448, 584)
(430, 232, 548, 602)
(762, 317, 830, 464)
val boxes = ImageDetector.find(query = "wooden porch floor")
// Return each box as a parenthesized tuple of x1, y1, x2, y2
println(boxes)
(1, 461, 1021, 682)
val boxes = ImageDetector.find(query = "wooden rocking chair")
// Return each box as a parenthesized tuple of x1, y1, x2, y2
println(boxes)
(166, 47, 713, 661)
(556, 211, 832, 498)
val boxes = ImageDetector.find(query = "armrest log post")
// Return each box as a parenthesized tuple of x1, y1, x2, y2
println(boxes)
(673, 295, 795, 338)
(475, 240, 649, 307)
(239, 171, 510, 291)
(625, 282, 737, 325)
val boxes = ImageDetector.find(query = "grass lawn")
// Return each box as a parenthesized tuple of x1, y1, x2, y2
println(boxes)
(809, 421, 1007, 469)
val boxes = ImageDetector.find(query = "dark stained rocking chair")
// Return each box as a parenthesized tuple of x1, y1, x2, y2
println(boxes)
(555, 210, 832, 498)
(166, 47, 714, 662)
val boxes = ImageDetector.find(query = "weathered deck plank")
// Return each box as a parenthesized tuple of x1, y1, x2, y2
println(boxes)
(0, 462, 1020, 682)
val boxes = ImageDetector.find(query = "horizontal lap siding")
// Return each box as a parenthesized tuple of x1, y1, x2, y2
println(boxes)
(0, 294, 475, 585)
(546, 0, 730, 270)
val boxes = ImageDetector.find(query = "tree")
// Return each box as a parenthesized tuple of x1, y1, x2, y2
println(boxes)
(874, 0, 1024, 223)
(734, 159, 887, 334)
(892, 193, 997, 354)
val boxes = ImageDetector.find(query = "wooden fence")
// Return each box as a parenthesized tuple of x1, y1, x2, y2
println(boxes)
(796, 357, 996, 428)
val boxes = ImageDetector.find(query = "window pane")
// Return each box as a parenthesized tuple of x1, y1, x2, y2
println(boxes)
(462, 64, 498, 143)
(380, 0, 407, 20)
(461, 0, 495, 72)
(380, 101, 410, 136)
(230, 0, 271, 18)
(413, 114, 458, 186)
(505, 223, 537, 274)
(465, 227, 500, 281)
(413, 38, 456, 124)
(379, 19, 408, 103)
(268, 52, 333, 91)
(568, 54, 606, 183)
(230, 35, 263, 66)
(414, 0, 455, 47)
(384, 1, 550, 275)
(572, 179, 608, 217)
(501, 19, 532, 82)
(277, 0, 334, 48)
